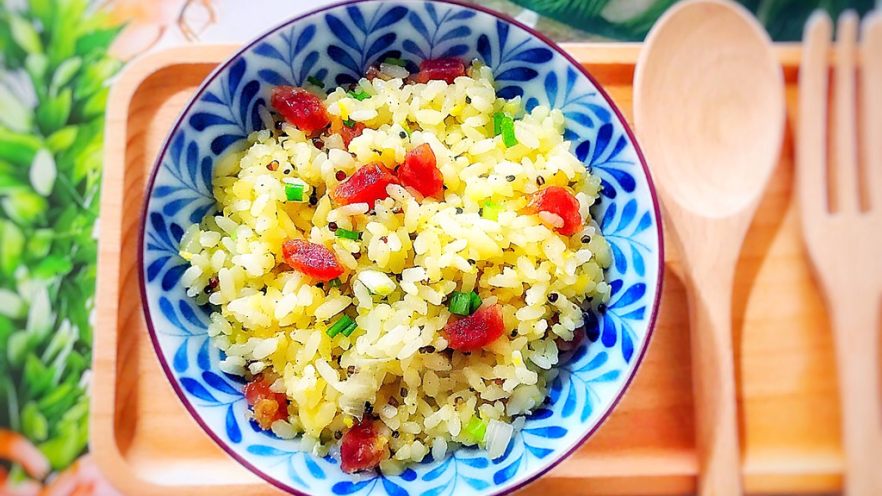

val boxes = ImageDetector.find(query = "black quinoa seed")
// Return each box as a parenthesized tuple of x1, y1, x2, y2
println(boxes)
(506, 175, 516, 182)
(455, 207, 463, 214)
(400, 387, 408, 397)
(467, 258, 475, 265)
(334, 430, 343, 439)
(364, 402, 373, 415)
(465, 96, 472, 104)
(536, 176, 545, 186)
(347, 365, 356, 375)
(581, 235, 592, 244)
(309, 194, 318, 205)
(283, 168, 291, 175)
(328, 222, 338, 232)
(274, 120, 284, 130)
(510, 330, 517, 337)
(419, 345, 435, 353)
(335, 170, 347, 181)
(597, 303, 607, 314)
(392, 431, 400, 438)
(548, 292, 559, 303)
(399, 131, 407, 139)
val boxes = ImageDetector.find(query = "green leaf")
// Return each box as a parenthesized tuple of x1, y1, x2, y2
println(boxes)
(0, 289, 27, 319)
(33, 255, 73, 279)
(39, 421, 84, 470)
(29, 148, 57, 197)
(0, 127, 42, 166)
(47, 0, 87, 67)
(27, 228, 54, 259)
(77, 87, 108, 120)
(75, 26, 123, 57)
(0, 220, 25, 277)
(50, 57, 82, 94)
(46, 126, 78, 153)
(2, 190, 48, 225)
(25, 53, 50, 97)
(2, 375, 21, 431)
(10, 14, 43, 54)
(24, 354, 55, 400)
(0, 82, 33, 132)
(73, 58, 118, 102)
(38, 380, 80, 426)
(28, 0, 56, 27)
(22, 401, 49, 442)
(26, 285, 55, 340)
(7, 330, 35, 367)
(36, 88, 72, 135)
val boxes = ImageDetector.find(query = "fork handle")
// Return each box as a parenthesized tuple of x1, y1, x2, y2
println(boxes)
(831, 297, 882, 495)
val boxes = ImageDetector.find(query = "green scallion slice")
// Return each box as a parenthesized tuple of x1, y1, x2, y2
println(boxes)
(469, 291, 482, 313)
(341, 321, 358, 337)
(481, 201, 501, 221)
(327, 315, 354, 337)
(465, 416, 487, 442)
(343, 118, 356, 128)
(493, 112, 506, 136)
(335, 228, 360, 241)
(448, 291, 472, 316)
(307, 75, 325, 88)
(384, 57, 406, 67)
(348, 89, 370, 101)
(329, 278, 342, 288)
(501, 116, 517, 147)
(285, 183, 305, 201)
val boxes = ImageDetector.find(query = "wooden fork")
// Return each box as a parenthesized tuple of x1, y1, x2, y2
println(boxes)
(798, 10, 882, 495)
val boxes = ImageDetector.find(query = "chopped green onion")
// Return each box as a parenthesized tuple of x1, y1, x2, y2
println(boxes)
(341, 321, 358, 337)
(465, 416, 487, 443)
(335, 228, 360, 241)
(307, 75, 325, 88)
(481, 201, 501, 221)
(448, 291, 472, 316)
(329, 278, 342, 288)
(285, 183, 305, 201)
(384, 57, 406, 67)
(327, 315, 354, 337)
(348, 89, 370, 101)
(501, 117, 517, 147)
(343, 118, 356, 128)
(493, 112, 506, 136)
(469, 291, 482, 313)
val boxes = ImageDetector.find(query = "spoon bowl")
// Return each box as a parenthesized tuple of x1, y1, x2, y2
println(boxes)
(635, 0, 784, 218)
(634, 1, 784, 494)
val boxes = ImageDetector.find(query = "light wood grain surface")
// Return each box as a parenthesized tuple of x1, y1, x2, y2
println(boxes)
(92, 43, 846, 495)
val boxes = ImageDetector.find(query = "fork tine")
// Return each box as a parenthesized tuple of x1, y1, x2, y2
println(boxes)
(832, 11, 860, 212)
(862, 12, 882, 210)
(798, 11, 832, 217)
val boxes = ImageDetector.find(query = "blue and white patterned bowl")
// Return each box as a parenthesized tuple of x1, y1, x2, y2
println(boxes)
(139, 1, 664, 494)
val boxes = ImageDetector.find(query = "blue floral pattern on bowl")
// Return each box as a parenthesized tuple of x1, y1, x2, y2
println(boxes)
(139, 1, 664, 494)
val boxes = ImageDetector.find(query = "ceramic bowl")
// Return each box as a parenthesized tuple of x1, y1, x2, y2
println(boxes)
(139, 1, 664, 494)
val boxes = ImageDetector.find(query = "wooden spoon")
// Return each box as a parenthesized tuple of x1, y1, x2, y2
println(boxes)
(633, 0, 785, 493)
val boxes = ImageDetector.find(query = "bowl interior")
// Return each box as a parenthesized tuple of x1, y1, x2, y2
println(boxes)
(140, 1, 663, 494)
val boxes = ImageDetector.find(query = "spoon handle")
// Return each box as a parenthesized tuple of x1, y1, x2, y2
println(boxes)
(686, 270, 742, 495)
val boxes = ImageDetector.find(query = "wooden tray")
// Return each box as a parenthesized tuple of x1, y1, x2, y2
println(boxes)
(92, 43, 843, 495)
